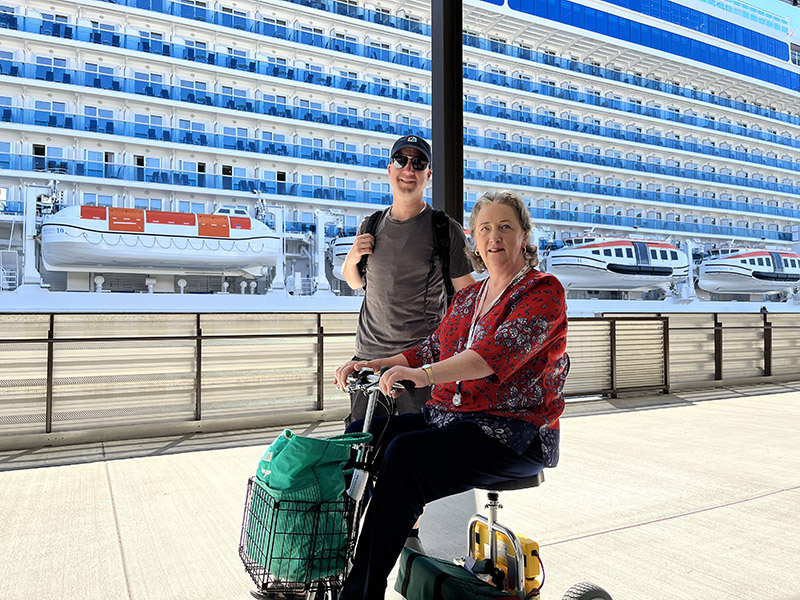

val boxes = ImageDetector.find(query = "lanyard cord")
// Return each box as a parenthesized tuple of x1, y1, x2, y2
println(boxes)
(453, 264, 530, 406)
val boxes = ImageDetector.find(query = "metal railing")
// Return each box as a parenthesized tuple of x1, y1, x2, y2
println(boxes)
(0, 312, 798, 445)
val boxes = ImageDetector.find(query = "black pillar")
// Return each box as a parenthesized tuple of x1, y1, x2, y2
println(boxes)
(431, 0, 463, 224)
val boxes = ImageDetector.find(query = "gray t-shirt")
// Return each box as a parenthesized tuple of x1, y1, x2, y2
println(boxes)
(354, 205, 472, 359)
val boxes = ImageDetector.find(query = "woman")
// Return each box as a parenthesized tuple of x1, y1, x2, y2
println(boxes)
(334, 190, 568, 600)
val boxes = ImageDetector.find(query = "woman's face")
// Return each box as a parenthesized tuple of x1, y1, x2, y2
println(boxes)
(474, 202, 527, 273)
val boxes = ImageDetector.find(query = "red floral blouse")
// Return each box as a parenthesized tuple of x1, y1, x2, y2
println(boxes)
(402, 269, 568, 465)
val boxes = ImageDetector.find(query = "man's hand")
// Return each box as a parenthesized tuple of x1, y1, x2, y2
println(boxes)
(341, 233, 375, 289)
(346, 233, 374, 263)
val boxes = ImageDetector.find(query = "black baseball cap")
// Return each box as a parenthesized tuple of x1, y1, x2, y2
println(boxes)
(390, 135, 432, 164)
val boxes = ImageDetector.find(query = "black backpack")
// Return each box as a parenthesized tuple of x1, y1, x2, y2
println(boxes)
(357, 208, 456, 305)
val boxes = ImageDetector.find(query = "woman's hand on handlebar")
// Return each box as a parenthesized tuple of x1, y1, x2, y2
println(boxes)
(379, 366, 428, 397)
(334, 360, 374, 390)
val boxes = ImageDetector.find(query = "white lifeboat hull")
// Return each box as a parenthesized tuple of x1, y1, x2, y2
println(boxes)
(331, 235, 356, 281)
(546, 238, 688, 291)
(698, 250, 800, 294)
(41, 205, 281, 277)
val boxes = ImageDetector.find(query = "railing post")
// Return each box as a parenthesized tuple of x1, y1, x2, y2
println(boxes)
(195, 313, 202, 421)
(662, 317, 670, 393)
(317, 314, 325, 411)
(763, 313, 772, 377)
(714, 315, 723, 381)
(45, 314, 55, 434)
(609, 319, 617, 398)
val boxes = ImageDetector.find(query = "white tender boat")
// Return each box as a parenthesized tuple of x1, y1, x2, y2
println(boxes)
(545, 236, 689, 291)
(697, 247, 800, 294)
(41, 205, 281, 277)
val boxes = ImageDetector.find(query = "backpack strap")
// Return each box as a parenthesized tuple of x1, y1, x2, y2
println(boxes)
(356, 208, 388, 287)
(432, 209, 455, 306)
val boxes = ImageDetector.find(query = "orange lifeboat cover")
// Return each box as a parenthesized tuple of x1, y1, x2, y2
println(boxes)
(146, 211, 197, 226)
(109, 208, 145, 232)
(80, 205, 107, 220)
(229, 217, 251, 230)
(198, 214, 230, 238)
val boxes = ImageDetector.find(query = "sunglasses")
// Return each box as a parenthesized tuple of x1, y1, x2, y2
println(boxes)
(391, 154, 429, 171)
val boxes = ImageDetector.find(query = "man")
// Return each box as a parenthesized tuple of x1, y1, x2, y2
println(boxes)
(335, 133, 474, 421)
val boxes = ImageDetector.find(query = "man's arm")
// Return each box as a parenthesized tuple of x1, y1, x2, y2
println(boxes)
(341, 233, 374, 289)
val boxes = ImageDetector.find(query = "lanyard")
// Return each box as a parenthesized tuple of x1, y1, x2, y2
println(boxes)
(453, 264, 530, 406)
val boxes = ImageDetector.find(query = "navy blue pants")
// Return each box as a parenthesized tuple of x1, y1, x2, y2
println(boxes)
(339, 412, 545, 600)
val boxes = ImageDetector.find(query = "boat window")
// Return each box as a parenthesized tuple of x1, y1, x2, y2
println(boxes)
(592, 250, 600, 255)
(750, 259, 756, 265)
(650, 249, 658, 259)
(670, 251, 678, 260)
(791, 259, 798, 268)
(584, 238, 594, 243)
(757, 258, 764, 266)
(660, 250, 668, 260)
(741, 260, 747, 264)
(783, 259, 790, 267)
(626, 248, 633, 258)
(765, 258, 771, 267)
(615, 248, 623, 257)
(604, 249, 612, 256)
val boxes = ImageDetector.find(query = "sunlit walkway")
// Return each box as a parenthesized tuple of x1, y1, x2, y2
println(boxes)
(1, 382, 798, 600)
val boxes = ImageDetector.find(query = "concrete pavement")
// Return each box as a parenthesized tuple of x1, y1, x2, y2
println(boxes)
(1, 382, 799, 600)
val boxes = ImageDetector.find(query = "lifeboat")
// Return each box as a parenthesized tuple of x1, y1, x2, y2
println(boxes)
(326, 225, 359, 281)
(697, 247, 800, 294)
(330, 234, 356, 281)
(545, 236, 689, 291)
(41, 205, 281, 277)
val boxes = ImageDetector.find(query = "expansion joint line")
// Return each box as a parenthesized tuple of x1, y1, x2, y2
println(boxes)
(541, 485, 800, 547)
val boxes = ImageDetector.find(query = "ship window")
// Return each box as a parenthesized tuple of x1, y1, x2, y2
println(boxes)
(626, 248, 633, 258)
(134, 198, 162, 210)
(179, 201, 205, 214)
(670, 251, 678, 260)
(792, 260, 798, 268)
(750, 259, 756, 265)
(615, 248, 623, 257)
(592, 250, 600, 255)
(741, 260, 746, 264)
(650, 249, 658, 259)
(603, 249, 612, 256)
(660, 250, 668, 260)
(757, 258, 764, 266)
(764, 258, 771, 267)
(83, 193, 113, 207)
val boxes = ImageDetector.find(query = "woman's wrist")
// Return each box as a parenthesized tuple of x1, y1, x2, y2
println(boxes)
(421, 364, 435, 386)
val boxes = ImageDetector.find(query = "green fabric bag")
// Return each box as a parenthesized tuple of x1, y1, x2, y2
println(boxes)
(247, 429, 371, 582)
(395, 547, 517, 600)
(257, 429, 371, 501)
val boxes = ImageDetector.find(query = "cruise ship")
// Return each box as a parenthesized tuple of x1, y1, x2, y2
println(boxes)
(2, 0, 800, 310)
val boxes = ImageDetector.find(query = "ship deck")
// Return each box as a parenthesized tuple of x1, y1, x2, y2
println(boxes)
(1, 382, 798, 600)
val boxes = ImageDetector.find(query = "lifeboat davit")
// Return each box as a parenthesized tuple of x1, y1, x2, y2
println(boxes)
(41, 205, 281, 277)
(545, 236, 689, 291)
(697, 247, 800, 294)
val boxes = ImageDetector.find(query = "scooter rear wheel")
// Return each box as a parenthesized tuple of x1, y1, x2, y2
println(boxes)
(562, 581, 613, 600)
